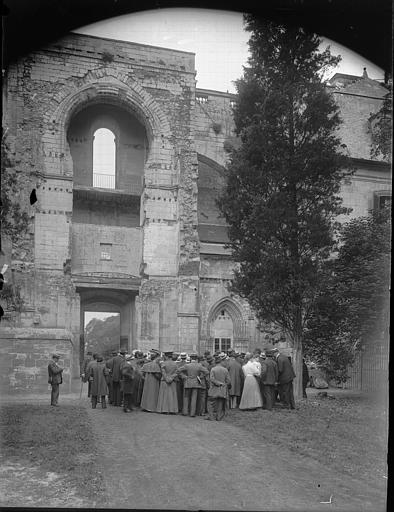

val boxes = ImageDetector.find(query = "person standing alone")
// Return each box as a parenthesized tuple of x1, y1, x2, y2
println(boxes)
(48, 354, 64, 407)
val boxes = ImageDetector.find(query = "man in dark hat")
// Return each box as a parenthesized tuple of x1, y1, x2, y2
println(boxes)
(228, 351, 243, 408)
(121, 355, 135, 413)
(89, 355, 110, 409)
(107, 351, 125, 406)
(177, 353, 209, 417)
(84, 353, 98, 399)
(260, 349, 279, 410)
(48, 354, 64, 406)
(272, 348, 296, 409)
(203, 350, 211, 361)
(105, 351, 118, 404)
(206, 356, 231, 421)
(198, 353, 214, 415)
(175, 352, 187, 411)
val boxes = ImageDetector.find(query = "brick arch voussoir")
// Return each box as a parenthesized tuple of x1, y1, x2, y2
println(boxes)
(44, 72, 172, 154)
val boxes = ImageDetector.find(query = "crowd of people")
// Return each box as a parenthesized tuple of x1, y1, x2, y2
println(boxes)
(75, 346, 310, 420)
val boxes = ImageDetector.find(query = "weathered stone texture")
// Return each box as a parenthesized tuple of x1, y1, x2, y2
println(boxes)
(2, 34, 391, 394)
(194, 89, 236, 167)
(0, 328, 73, 394)
(71, 224, 142, 276)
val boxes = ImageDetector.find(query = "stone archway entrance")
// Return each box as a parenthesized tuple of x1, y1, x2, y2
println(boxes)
(77, 287, 137, 366)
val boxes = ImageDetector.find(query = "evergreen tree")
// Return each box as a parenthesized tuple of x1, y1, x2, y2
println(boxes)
(218, 15, 353, 398)
(304, 207, 391, 382)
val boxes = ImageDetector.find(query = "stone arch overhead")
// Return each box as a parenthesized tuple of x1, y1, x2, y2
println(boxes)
(44, 68, 172, 161)
(197, 154, 227, 178)
(207, 296, 247, 339)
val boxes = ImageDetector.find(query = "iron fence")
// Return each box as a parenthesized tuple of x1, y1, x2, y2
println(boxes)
(343, 342, 389, 391)
(93, 173, 115, 189)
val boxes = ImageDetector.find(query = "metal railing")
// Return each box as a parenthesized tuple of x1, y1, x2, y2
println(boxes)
(93, 173, 115, 189)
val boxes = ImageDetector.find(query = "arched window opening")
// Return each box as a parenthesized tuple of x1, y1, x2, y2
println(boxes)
(212, 309, 233, 353)
(93, 128, 116, 189)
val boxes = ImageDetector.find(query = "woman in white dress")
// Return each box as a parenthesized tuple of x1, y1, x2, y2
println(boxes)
(239, 356, 263, 410)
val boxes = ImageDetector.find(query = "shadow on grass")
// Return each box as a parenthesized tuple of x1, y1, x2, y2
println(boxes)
(225, 394, 388, 490)
(0, 403, 107, 505)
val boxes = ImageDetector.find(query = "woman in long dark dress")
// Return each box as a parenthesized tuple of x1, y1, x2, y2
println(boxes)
(156, 351, 179, 414)
(140, 352, 162, 412)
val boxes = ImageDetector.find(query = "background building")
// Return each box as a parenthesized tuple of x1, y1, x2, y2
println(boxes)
(0, 33, 390, 393)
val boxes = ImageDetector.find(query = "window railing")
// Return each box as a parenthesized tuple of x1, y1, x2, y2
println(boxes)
(93, 173, 115, 189)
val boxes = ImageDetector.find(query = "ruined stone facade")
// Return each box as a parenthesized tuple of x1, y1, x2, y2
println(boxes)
(1, 34, 391, 393)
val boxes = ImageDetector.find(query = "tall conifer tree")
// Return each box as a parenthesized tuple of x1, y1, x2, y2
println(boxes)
(218, 15, 353, 397)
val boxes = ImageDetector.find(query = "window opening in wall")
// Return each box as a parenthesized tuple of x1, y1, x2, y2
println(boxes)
(212, 308, 233, 353)
(100, 243, 112, 260)
(379, 195, 391, 209)
(93, 128, 116, 189)
(196, 94, 208, 104)
(214, 338, 232, 353)
(84, 311, 120, 358)
(373, 191, 392, 210)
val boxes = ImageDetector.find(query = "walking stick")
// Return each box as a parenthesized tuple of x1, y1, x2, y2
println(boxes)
(79, 378, 84, 399)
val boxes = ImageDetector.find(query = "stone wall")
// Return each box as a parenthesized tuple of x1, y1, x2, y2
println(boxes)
(2, 35, 391, 395)
(0, 328, 74, 395)
(194, 89, 236, 167)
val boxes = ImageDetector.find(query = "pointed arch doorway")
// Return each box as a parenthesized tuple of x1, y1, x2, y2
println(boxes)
(208, 298, 249, 354)
(212, 309, 233, 353)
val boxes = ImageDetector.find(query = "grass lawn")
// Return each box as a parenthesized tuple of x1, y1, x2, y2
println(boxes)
(226, 390, 388, 493)
(0, 403, 107, 508)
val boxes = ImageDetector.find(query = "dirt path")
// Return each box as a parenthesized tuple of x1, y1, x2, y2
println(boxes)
(86, 403, 386, 511)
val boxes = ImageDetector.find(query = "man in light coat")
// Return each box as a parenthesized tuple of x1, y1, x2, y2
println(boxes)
(205, 356, 231, 421)
(177, 353, 209, 417)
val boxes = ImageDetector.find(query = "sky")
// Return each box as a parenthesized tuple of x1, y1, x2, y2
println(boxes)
(85, 311, 119, 326)
(73, 8, 385, 94)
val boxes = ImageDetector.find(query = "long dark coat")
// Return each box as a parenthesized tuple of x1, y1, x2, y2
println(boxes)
(140, 359, 162, 411)
(121, 362, 135, 393)
(89, 361, 109, 396)
(48, 361, 63, 385)
(227, 357, 243, 397)
(276, 354, 296, 384)
(261, 357, 279, 385)
(109, 355, 124, 382)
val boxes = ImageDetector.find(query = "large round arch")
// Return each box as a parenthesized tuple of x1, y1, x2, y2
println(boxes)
(42, 69, 173, 177)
